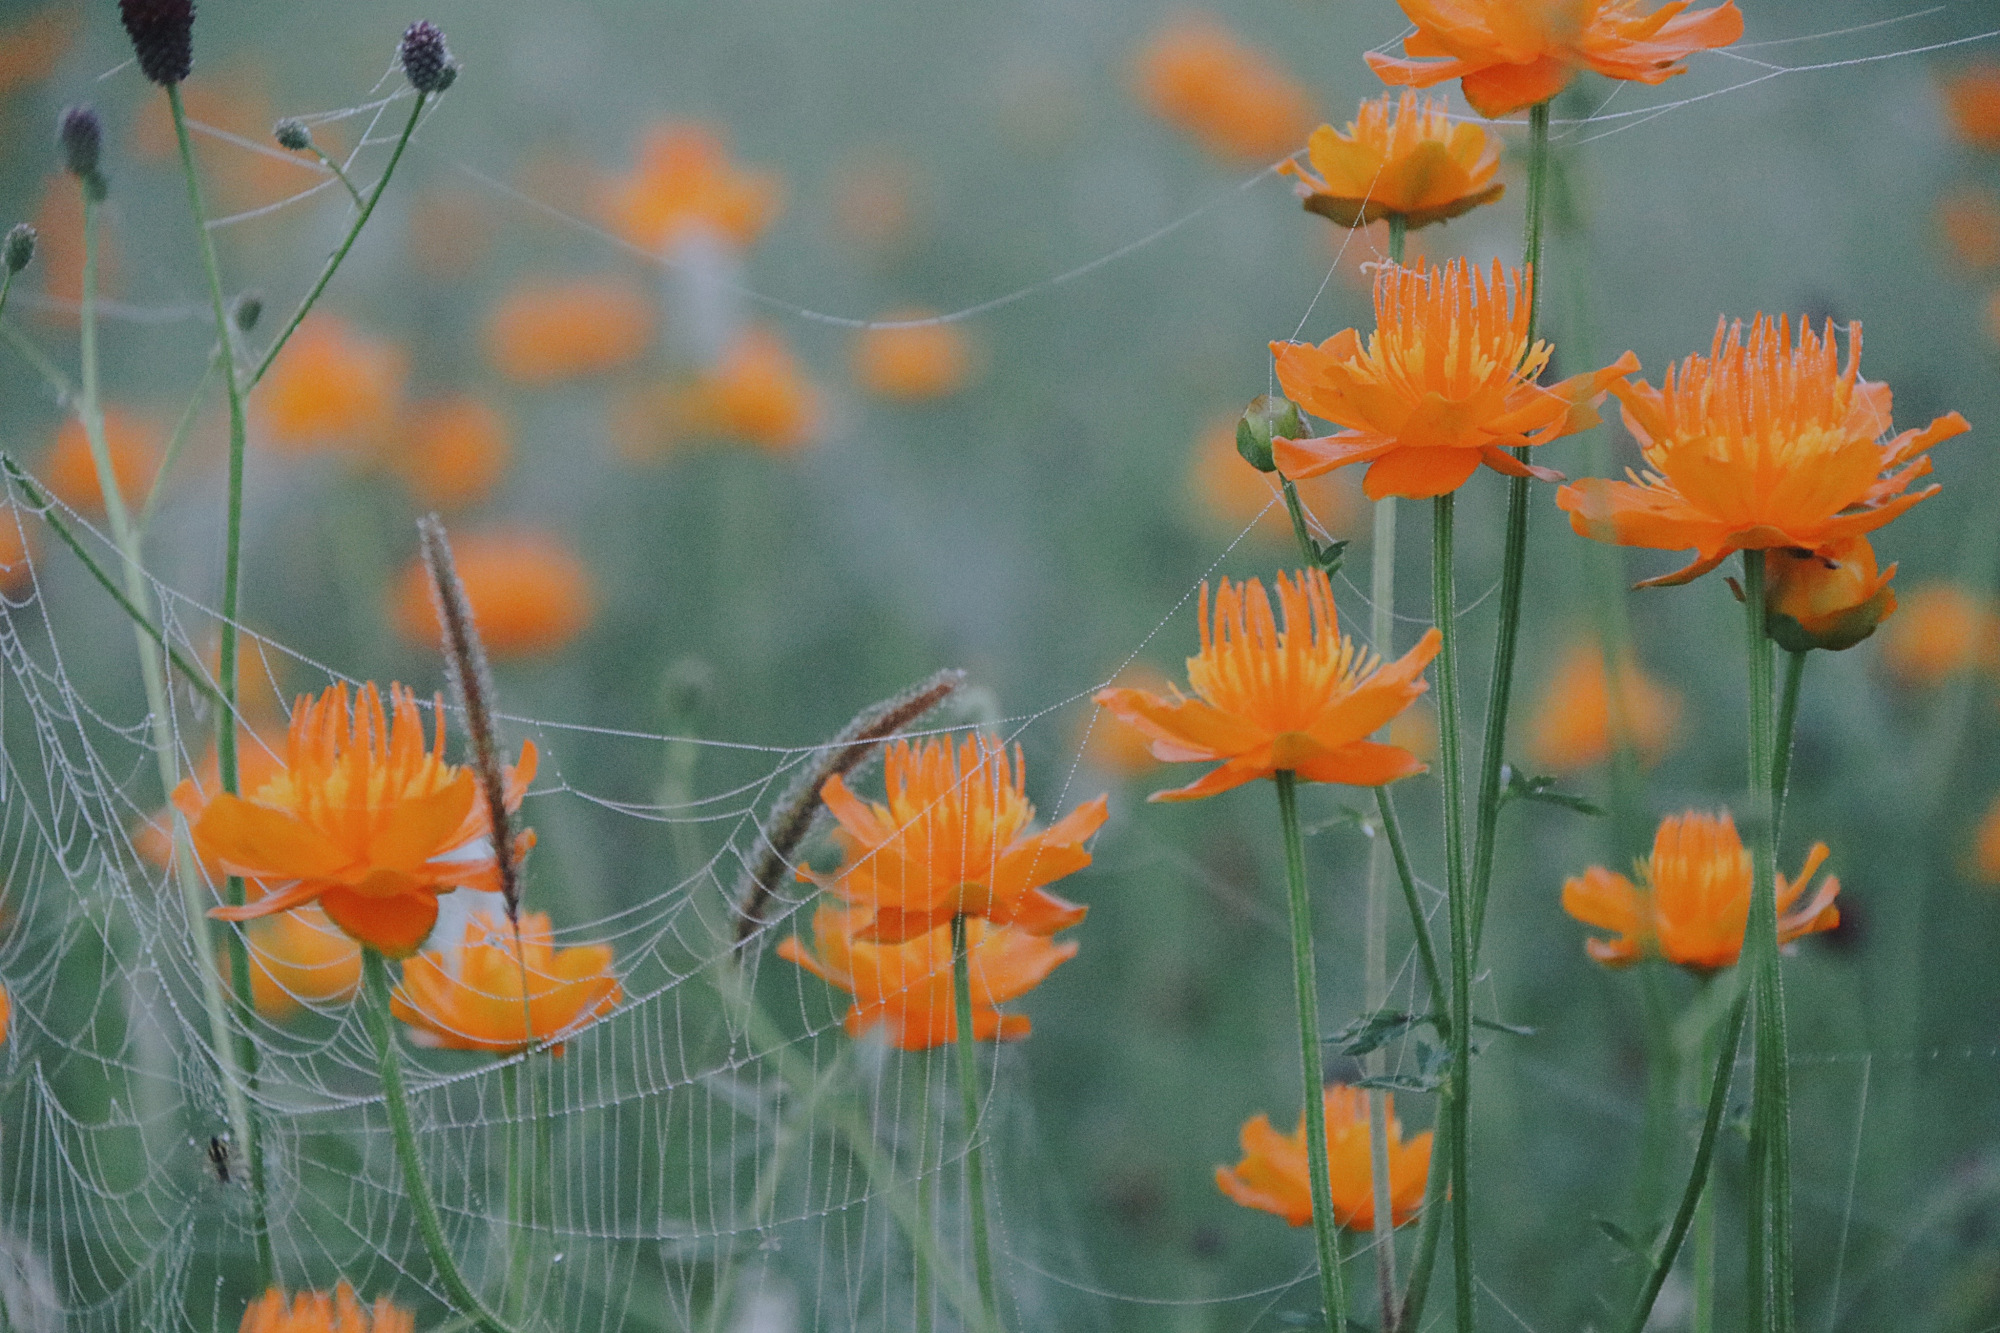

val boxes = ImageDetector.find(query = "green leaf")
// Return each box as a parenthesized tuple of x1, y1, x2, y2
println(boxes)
(1595, 1217, 1649, 1265)
(1498, 764, 1607, 817)
(1326, 1009, 1422, 1058)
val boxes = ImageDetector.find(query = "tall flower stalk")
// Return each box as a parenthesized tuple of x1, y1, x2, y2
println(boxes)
(950, 913, 1005, 1332)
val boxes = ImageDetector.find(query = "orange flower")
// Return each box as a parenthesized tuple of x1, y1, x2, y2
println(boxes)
(255, 315, 405, 455)
(0, 9, 73, 100)
(1272, 260, 1638, 500)
(1762, 537, 1897, 653)
(483, 276, 655, 386)
(31, 175, 111, 319)
(1877, 583, 2000, 686)
(1941, 64, 2000, 152)
(239, 1283, 413, 1333)
(1938, 190, 2000, 270)
(191, 682, 537, 958)
(0, 517, 34, 597)
(1562, 810, 1839, 971)
(1079, 668, 1174, 779)
(1282, 92, 1504, 229)
(42, 411, 159, 517)
(809, 734, 1108, 945)
(1524, 636, 1678, 773)
(1094, 568, 1442, 801)
(391, 396, 512, 510)
(1974, 794, 2000, 884)
(599, 121, 782, 253)
(1558, 316, 1970, 587)
(777, 902, 1075, 1050)
(670, 327, 822, 451)
(1132, 15, 1318, 164)
(1215, 1084, 1432, 1230)
(232, 909, 364, 1019)
(1367, 0, 1744, 120)
(852, 312, 978, 401)
(391, 910, 621, 1054)
(1185, 417, 1360, 542)
(389, 530, 594, 658)
(0, 979, 10, 1048)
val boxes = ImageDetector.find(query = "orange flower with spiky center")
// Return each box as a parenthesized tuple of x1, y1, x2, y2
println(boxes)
(1557, 315, 1971, 587)
(851, 311, 979, 401)
(391, 910, 621, 1054)
(1216, 1084, 1432, 1230)
(599, 122, 782, 253)
(1095, 568, 1443, 801)
(1762, 536, 1897, 653)
(1272, 260, 1638, 500)
(1366, 0, 1744, 120)
(256, 315, 406, 455)
(1562, 810, 1839, 972)
(192, 683, 537, 958)
(239, 1283, 413, 1333)
(809, 735, 1108, 945)
(1878, 583, 2000, 686)
(390, 529, 594, 658)
(483, 276, 655, 385)
(777, 902, 1075, 1050)
(1523, 636, 1679, 773)
(1942, 64, 2000, 153)
(1282, 92, 1504, 229)
(1132, 15, 1319, 164)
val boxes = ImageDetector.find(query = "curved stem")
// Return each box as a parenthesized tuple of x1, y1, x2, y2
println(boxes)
(1374, 788, 1444, 1015)
(951, 914, 1003, 1331)
(1396, 1094, 1449, 1332)
(1772, 649, 1807, 836)
(1276, 772, 1350, 1333)
(360, 951, 517, 1333)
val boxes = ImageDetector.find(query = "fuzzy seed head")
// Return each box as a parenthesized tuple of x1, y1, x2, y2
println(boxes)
(4, 225, 35, 276)
(118, 0, 195, 86)
(398, 21, 457, 94)
(273, 118, 312, 152)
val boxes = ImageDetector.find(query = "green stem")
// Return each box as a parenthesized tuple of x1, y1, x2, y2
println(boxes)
(360, 951, 518, 1333)
(0, 268, 14, 325)
(916, 1057, 936, 1333)
(309, 146, 368, 208)
(500, 1061, 536, 1323)
(1387, 215, 1407, 267)
(1280, 475, 1319, 565)
(1276, 772, 1350, 1333)
(1396, 1106, 1448, 1332)
(1772, 649, 1806, 836)
(1622, 987, 1749, 1333)
(137, 347, 221, 537)
(1374, 788, 1444, 1015)
(952, 914, 1003, 1331)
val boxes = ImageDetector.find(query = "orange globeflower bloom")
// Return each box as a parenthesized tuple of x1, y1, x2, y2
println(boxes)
(1763, 536, 1897, 653)
(809, 734, 1109, 945)
(1095, 568, 1443, 801)
(852, 311, 979, 401)
(599, 121, 782, 253)
(392, 396, 512, 510)
(1282, 92, 1504, 229)
(673, 327, 822, 451)
(392, 910, 621, 1054)
(1272, 260, 1638, 500)
(239, 1283, 413, 1333)
(1523, 636, 1679, 773)
(190, 682, 537, 958)
(1562, 810, 1839, 971)
(1558, 316, 1970, 587)
(1938, 190, 2000, 270)
(1367, 0, 1744, 120)
(42, 411, 159, 517)
(777, 902, 1076, 1050)
(256, 315, 405, 455)
(1132, 15, 1318, 164)
(483, 276, 655, 386)
(1079, 667, 1176, 779)
(1941, 64, 2000, 152)
(389, 530, 594, 658)
(1216, 1084, 1431, 1230)
(1877, 583, 2000, 686)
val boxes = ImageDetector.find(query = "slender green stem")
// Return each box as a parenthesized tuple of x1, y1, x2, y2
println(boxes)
(952, 914, 1003, 1330)
(1275, 772, 1349, 1333)
(1622, 988, 1749, 1333)
(308, 146, 368, 208)
(1771, 649, 1806, 836)
(137, 347, 221, 537)
(0, 320, 73, 400)
(1387, 215, 1407, 267)
(360, 951, 517, 1333)
(1373, 788, 1444, 1014)
(0, 268, 14, 324)
(915, 1055, 937, 1333)
(1396, 1106, 1448, 1332)
(1280, 475, 1319, 564)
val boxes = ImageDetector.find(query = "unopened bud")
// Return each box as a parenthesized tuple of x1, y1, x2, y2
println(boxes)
(273, 118, 312, 152)
(398, 21, 458, 94)
(4, 225, 35, 275)
(118, 0, 196, 87)
(1235, 394, 1304, 474)
(58, 107, 106, 200)
(232, 291, 263, 332)
(1761, 538, 1898, 653)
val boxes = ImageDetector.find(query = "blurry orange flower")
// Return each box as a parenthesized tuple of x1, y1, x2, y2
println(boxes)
(406, 187, 495, 280)
(1975, 794, 2000, 884)
(1938, 190, 2000, 270)
(255, 315, 405, 455)
(1388, 698, 1438, 766)
(392, 910, 621, 1054)
(851, 312, 978, 401)
(483, 276, 655, 386)
(239, 1283, 413, 1333)
(670, 327, 822, 451)
(1559, 316, 1969, 587)
(0, 980, 9, 1047)
(1562, 810, 1839, 971)
(1941, 64, 2000, 152)
(809, 734, 1108, 945)
(1186, 418, 1360, 541)
(1524, 637, 1679, 773)
(42, 411, 159, 517)
(1095, 568, 1442, 801)
(1877, 583, 2000, 685)
(1216, 1084, 1431, 1230)
(1273, 260, 1638, 500)
(599, 122, 782, 253)
(0, 9, 73, 99)
(1763, 536, 1897, 653)
(1133, 15, 1318, 164)
(1367, 0, 1744, 119)
(1282, 92, 1503, 229)
(389, 530, 594, 658)
(777, 902, 1075, 1050)
(0, 517, 37, 597)
(1080, 668, 1174, 779)
(192, 682, 537, 958)
(232, 909, 363, 1019)
(392, 397, 512, 510)
(31, 176, 112, 317)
